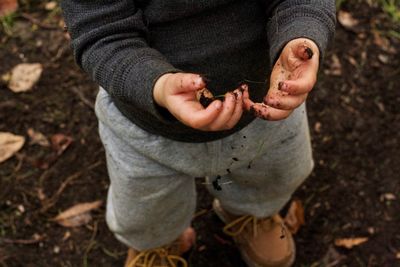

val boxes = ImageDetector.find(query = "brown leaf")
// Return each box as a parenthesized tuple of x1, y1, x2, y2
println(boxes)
(284, 199, 305, 234)
(44, 1, 57, 11)
(56, 213, 92, 227)
(337, 11, 359, 30)
(8, 63, 43, 93)
(51, 134, 73, 155)
(0, 0, 18, 17)
(373, 31, 397, 54)
(334, 237, 368, 249)
(27, 128, 50, 147)
(380, 193, 396, 202)
(378, 54, 389, 64)
(0, 132, 25, 163)
(314, 122, 322, 133)
(53, 200, 102, 228)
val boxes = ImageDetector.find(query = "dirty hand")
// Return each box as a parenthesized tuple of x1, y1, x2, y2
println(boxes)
(153, 73, 243, 131)
(245, 38, 319, 121)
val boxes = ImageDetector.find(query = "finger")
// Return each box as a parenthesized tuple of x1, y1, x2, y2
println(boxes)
(278, 68, 317, 95)
(296, 43, 315, 61)
(170, 73, 205, 94)
(179, 100, 223, 129)
(205, 92, 237, 131)
(264, 93, 308, 110)
(225, 89, 244, 129)
(241, 84, 254, 111)
(249, 103, 292, 121)
(265, 107, 293, 121)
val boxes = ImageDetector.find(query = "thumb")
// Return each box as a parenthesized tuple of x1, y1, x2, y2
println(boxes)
(170, 73, 206, 94)
(182, 100, 222, 129)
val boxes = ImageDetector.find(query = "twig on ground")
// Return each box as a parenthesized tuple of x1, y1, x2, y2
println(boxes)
(83, 222, 98, 267)
(0, 235, 45, 245)
(68, 86, 95, 110)
(13, 153, 24, 173)
(51, 45, 67, 63)
(0, 101, 16, 109)
(40, 160, 103, 213)
(20, 13, 60, 30)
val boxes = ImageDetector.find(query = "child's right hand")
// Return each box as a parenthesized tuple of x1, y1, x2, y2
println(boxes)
(153, 73, 243, 131)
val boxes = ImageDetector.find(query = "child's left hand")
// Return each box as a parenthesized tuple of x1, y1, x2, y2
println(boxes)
(247, 38, 320, 121)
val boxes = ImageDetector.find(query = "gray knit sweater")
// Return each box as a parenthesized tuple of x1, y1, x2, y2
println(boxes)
(61, 0, 336, 142)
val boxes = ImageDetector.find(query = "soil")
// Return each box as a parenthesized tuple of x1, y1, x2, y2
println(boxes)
(1, 1, 399, 267)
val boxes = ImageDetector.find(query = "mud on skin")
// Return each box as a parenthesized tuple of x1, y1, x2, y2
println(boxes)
(196, 44, 314, 119)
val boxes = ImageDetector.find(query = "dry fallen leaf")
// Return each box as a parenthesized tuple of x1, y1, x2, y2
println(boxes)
(347, 56, 358, 67)
(314, 122, 322, 133)
(53, 200, 102, 227)
(0, 132, 25, 163)
(0, 0, 18, 17)
(45, 1, 57, 11)
(380, 193, 396, 202)
(373, 31, 397, 54)
(338, 10, 359, 30)
(378, 54, 389, 64)
(334, 237, 368, 249)
(8, 63, 43, 93)
(57, 213, 92, 227)
(284, 199, 305, 234)
(51, 133, 73, 155)
(27, 128, 50, 147)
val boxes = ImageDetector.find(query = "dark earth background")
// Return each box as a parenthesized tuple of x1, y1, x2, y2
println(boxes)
(0, 1, 399, 266)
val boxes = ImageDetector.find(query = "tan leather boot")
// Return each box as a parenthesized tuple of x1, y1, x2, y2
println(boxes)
(213, 199, 295, 267)
(124, 227, 195, 267)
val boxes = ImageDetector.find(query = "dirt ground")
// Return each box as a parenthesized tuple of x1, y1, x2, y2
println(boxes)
(1, 1, 399, 267)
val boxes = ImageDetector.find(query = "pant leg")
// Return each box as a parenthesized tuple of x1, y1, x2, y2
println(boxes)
(95, 91, 196, 251)
(205, 104, 314, 218)
(95, 85, 313, 249)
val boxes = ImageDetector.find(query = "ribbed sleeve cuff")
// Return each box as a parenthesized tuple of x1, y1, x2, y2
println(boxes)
(267, 3, 336, 66)
(122, 58, 180, 122)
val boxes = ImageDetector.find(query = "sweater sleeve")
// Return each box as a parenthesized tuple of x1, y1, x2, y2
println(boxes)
(265, 0, 336, 65)
(60, 0, 180, 119)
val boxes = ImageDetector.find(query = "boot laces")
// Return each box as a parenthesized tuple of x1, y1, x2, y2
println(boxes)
(223, 215, 259, 237)
(223, 215, 286, 239)
(127, 247, 187, 267)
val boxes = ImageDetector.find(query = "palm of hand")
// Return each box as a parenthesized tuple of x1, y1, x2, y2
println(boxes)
(243, 38, 319, 121)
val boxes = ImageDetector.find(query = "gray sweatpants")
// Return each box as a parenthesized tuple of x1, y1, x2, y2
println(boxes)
(95, 88, 314, 250)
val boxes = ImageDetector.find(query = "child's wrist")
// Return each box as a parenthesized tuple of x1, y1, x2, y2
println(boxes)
(153, 73, 174, 108)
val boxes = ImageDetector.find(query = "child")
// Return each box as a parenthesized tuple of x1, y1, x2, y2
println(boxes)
(61, 1, 336, 266)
